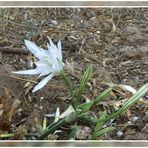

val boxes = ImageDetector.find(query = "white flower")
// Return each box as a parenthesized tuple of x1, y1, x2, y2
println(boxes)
(12, 37, 64, 92)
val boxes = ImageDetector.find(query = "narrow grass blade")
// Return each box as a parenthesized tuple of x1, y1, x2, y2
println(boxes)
(91, 126, 115, 140)
(94, 87, 113, 104)
(76, 64, 93, 105)
(106, 83, 148, 121)
(77, 100, 94, 113)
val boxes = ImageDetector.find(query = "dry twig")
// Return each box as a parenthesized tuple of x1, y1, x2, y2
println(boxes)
(0, 47, 29, 54)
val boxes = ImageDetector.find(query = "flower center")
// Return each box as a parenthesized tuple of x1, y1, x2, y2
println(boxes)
(44, 56, 52, 67)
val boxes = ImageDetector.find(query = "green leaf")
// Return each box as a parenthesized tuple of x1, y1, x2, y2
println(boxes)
(106, 82, 148, 121)
(68, 126, 78, 140)
(76, 64, 93, 105)
(92, 126, 115, 140)
(77, 100, 94, 113)
(94, 87, 113, 104)
(94, 111, 107, 132)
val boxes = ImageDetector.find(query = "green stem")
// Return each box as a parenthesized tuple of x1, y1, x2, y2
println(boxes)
(0, 133, 14, 138)
(37, 118, 66, 140)
(60, 71, 76, 107)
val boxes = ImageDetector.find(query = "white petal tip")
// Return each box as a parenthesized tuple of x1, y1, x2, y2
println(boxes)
(32, 85, 40, 93)
(11, 71, 22, 74)
(32, 88, 37, 93)
(24, 40, 30, 45)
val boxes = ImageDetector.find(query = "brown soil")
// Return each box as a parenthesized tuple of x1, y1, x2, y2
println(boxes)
(0, 8, 147, 140)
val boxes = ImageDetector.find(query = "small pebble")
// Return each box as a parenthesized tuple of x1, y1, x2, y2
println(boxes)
(39, 106, 43, 110)
(96, 31, 100, 34)
(117, 130, 123, 137)
(133, 116, 139, 122)
(40, 97, 44, 101)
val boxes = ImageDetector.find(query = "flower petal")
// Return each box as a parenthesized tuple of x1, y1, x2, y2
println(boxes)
(57, 40, 62, 60)
(32, 73, 54, 92)
(25, 40, 41, 57)
(48, 37, 57, 50)
(12, 69, 40, 75)
(47, 37, 57, 57)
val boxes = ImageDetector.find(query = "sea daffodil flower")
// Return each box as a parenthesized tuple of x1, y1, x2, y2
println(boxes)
(12, 37, 64, 92)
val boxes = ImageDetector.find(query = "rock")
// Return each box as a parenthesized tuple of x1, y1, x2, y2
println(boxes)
(75, 126, 92, 140)
(119, 46, 141, 58)
(139, 44, 148, 56)
(124, 24, 144, 42)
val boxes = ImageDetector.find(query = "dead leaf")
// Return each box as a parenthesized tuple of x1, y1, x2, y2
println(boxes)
(9, 98, 21, 121)
(14, 125, 26, 140)
(75, 126, 92, 140)
(34, 116, 43, 134)
(0, 95, 10, 131)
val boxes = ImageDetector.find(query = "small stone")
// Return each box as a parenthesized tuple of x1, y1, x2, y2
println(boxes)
(40, 97, 44, 101)
(96, 31, 100, 34)
(39, 106, 43, 110)
(117, 130, 123, 137)
(133, 116, 139, 122)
